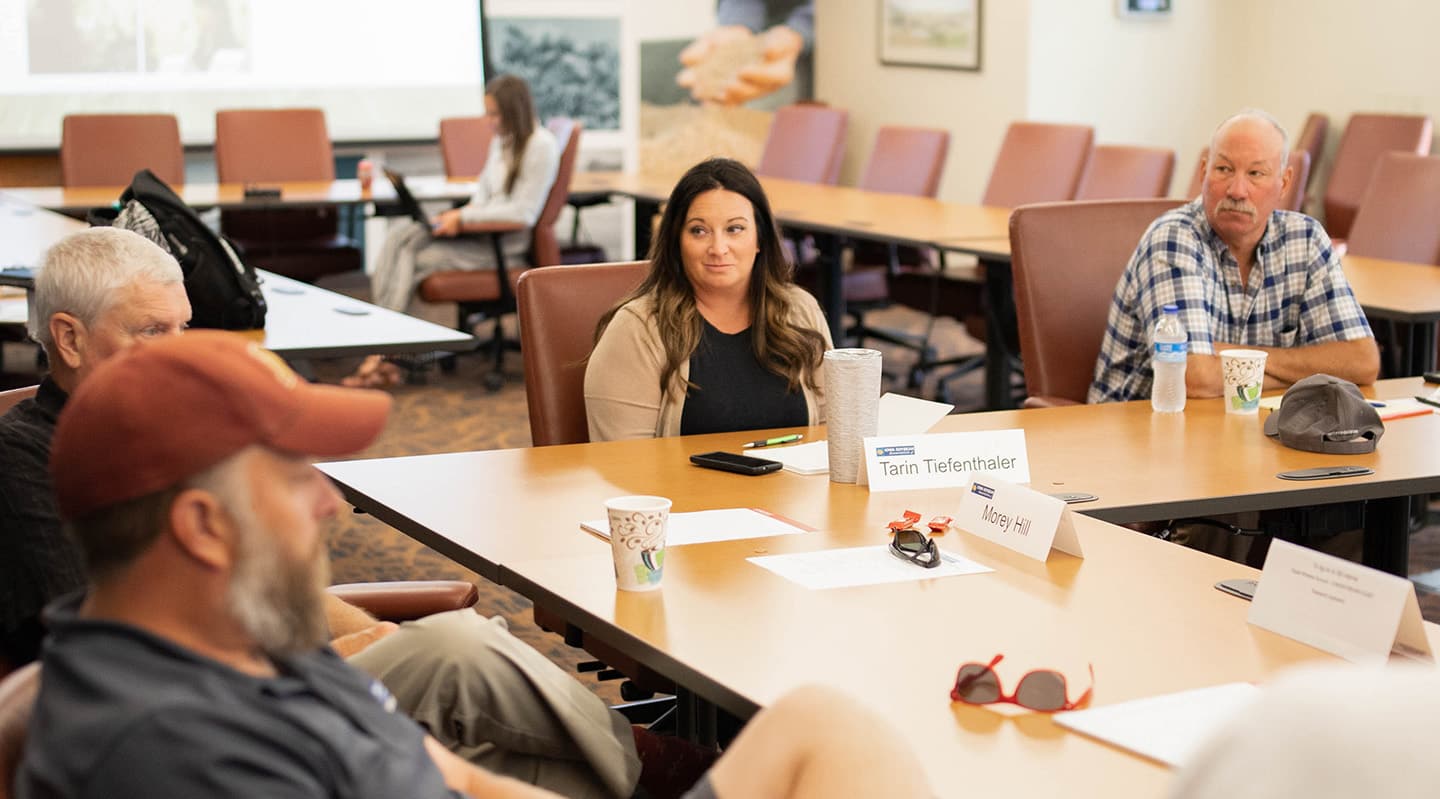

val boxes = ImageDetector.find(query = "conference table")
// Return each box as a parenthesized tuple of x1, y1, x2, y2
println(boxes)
(0, 193, 476, 360)
(1343, 254, 1440, 376)
(317, 379, 1440, 795)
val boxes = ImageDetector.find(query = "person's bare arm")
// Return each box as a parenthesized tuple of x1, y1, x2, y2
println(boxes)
(423, 735, 563, 799)
(1186, 338, 1380, 398)
(323, 593, 399, 657)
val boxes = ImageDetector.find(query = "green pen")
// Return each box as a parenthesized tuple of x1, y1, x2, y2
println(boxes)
(742, 434, 803, 449)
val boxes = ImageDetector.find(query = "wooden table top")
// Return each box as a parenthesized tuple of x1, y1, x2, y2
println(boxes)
(502, 510, 1440, 797)
(575, 170, 1014, 250)
(318, 377, 1440, 581)
(1343, 255, 1440, 323)
(3, 175, 477, 213)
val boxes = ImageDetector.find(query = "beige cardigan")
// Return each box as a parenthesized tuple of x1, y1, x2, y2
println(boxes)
(584, 286, 832, 441)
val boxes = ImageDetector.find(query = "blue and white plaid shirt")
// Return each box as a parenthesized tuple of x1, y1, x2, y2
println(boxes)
(1088, 200, 1373, 403)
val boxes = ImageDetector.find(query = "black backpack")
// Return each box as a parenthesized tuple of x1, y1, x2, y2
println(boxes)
(90, 169, 267, 330)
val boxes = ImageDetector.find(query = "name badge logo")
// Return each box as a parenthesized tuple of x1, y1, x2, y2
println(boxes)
(875, 445, 916, 457)
(970, 481, 995, 499)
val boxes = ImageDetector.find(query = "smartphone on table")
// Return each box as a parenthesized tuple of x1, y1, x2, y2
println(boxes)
(689, 451, 783, 476)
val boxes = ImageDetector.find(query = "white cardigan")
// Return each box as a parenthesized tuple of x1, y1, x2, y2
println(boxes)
(458, 125, 559, 226)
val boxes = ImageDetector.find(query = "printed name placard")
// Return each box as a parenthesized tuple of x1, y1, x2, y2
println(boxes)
(1248, 539, 1432, 664)
(861, 430, 1029, 492)
(955, 473, 1083, 561)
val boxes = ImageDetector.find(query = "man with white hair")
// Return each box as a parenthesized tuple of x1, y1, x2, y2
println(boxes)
(0, 228, 648, 798)
(0, 226, 190, 668)
(1090, 110, 1379, 403)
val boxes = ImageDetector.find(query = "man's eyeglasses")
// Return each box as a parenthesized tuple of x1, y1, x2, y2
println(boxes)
(949, 654, 1093, 712)
(889, 527, 940, 568)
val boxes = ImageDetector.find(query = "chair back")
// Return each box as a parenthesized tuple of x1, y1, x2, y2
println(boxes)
(1184, 148, 1310, 212)
(982, 122, 1094, 207)
(1346, 153, 1440, 265)
(439, 116, 497, 179)
(61, 114, 184, 187)
(517, 261, 648, 446)
(859, 126, 949, 197)
(0, 663, 40, 799)
(1010, 199, 1183, 405)
(1295, 113, 1329, 177)
(1074, 144, 1175, 200)
(533, 119, 584, 268)
(0, 385, 38, 415)
(756, 104, 848, 185)
(214, 108, 335, 182)
(1323, 113, 1432, 240)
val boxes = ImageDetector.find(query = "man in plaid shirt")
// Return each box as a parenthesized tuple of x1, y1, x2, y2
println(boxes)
(1090, 111, 1379, 403)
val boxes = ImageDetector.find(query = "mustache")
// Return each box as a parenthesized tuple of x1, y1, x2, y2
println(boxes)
(1215, 198, 1256, 216)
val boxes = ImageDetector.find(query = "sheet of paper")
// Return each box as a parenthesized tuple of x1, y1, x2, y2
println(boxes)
(747, 545, 991, 590)
(746, 393, 953, 476)
(1371, 397, 1437, 421)
(581, 508, 810, 546)
(1054, 683, 1261, 767)
(0, 297, 26, 325)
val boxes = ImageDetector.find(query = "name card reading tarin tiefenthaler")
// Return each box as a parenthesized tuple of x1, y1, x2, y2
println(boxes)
(1248, 539, 1432, 665)
(956, 473, 1083, 561)
(860, 430, 1029, 492)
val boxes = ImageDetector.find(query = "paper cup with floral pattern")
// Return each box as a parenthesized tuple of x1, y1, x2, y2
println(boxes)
(605, 495, 671, 591)
(1220, 349, 1268, 414)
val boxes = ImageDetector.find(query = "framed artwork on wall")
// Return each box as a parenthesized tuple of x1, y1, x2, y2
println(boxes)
(878, 0, 981, 72)
(1117, 0, 1172, 16)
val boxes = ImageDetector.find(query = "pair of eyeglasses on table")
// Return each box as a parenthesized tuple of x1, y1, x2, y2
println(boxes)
(889, 527, 941, 568)
(950, 654, 1094, 712)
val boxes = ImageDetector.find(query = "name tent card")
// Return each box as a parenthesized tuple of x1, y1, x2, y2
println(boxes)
(1248, 539, 1433, 664)
(861, 430, 1029, 492)
(955, 473, 1083, 561)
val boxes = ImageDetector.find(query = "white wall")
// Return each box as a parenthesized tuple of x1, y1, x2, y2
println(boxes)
(815, 0, 1032, 203)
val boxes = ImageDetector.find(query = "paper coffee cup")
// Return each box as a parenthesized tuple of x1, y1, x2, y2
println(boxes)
(357, 158, 374, 191)
(605, 495, 670, 591)
(1220, 349, 1267, 414)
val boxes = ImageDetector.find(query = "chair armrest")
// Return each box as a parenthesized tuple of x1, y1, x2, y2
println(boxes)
(1022, 395, 1083, 409)
(458, 220, 526, 235)
(327, 581, 479, 622)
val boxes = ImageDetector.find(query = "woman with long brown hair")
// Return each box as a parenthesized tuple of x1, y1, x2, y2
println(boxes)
(352, 74, 557, 386)
(585, 157, 831, 440)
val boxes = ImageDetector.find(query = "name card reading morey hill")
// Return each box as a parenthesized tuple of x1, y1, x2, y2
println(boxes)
(956, 473, 1083, 561)
(862, 430, 1029, 492)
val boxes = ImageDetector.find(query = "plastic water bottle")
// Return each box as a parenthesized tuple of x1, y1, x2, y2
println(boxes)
(1151, 304, 1187, 413)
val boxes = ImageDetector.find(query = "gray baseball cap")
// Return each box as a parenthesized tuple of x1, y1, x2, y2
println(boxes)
(1262, 374, 1383, 454)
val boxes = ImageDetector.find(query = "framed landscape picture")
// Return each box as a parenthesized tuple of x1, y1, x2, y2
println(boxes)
(879, 0, 981, 72)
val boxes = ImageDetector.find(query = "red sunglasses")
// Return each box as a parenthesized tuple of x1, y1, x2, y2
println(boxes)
(949, 654, 1094, 712)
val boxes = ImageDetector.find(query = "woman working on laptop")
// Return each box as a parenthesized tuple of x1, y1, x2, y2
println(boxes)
(350, 74, 558, 387)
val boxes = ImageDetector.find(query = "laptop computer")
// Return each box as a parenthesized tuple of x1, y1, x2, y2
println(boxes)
(383, 167, 432, 228)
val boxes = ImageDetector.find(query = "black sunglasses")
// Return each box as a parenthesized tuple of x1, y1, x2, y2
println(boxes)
(889, 527, 940, 568)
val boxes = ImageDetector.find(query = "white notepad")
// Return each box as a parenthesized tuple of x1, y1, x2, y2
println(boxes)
(747, 545, 991, 590)
(581, 507, 811, 546)
(748, 393, 954, 475)
(1054, 683, 1260, 767)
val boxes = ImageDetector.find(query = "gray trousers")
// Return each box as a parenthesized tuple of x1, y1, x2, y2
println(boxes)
(369, 220, 527, 312)
(347, 609, 641, 799)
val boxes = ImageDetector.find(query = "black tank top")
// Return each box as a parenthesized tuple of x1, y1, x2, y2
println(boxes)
(680, 319, 808, 436)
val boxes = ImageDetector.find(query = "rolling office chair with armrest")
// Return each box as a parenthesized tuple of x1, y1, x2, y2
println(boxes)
(60, 114, 185, 188)
(416, 119, 582, 392)
(439, 115, 498, 180)
(1294, 113, 1329, 214)
(1322, 113, 1432, 242)
(1009, 199, 1183, 407)
(1074, 144, 1176, 200)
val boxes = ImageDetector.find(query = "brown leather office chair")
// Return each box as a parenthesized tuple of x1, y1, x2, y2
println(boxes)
(891, 121, 1095, 400)
(516, 261, 647, 447)
(0, 385, 38, 415)
(838, 126, 950, 358)
(755, 103, 848, 185)
(1184, 147, 1311, 213)
(60, 114, 184, 188)
(1323, 113, 1433, 241)
(1346, 153, 1440, 264)
(417, 119, 583, 391)
(213, 108, 362, 283)
(1295, 113, 1329, 174)
(1074, 144, 1176, 200)
(1010, 198, 1183, 407)
(439, 116, 498, 179)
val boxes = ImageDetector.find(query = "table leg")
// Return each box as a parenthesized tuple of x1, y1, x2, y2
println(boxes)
(1411, 321, 1437, 375)
(1363, 496, 1410, 576)
(816, 233, 845, 343)
(634, 198, 659, 261)
(981, 257, 1019, 410)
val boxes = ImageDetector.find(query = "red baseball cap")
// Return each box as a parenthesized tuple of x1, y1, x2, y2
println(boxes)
(51, 330, 392, 520)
